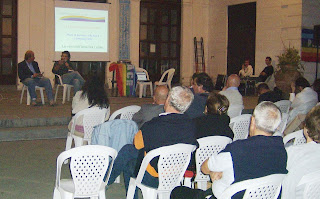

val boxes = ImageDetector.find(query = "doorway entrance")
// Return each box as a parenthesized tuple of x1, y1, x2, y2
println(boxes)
(139, 0, 181, 83)
(227, 2, 256, 75)
(0, 0, 17, 85)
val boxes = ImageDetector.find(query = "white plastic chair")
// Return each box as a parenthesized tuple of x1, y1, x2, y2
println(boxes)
(227, 104, 244, 119)
(194, 136, 232, 190)
(20, 84, 45, 105)
(109, 105, 141, 183)
(283, 129, 306, 146)
(297, 169, 320, 199)
(217, 174, 286, 199)
(109, 105, 141, 121)
(65, 107, 109, 151)
(53, 145, 117, 199)
(273, 113, 289, 137)
(229, 114, 252, 141)
(126, 144, 196, 199)
(274, 100, 291, 114)
(154, 68, 175, 89)
(54, 74, 74, 104)
(136, 68, 153, 98)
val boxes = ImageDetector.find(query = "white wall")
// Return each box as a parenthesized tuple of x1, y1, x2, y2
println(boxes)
(302, 0, 320, 84)
(181, 0, 210, 86)
(208, 0, 303, 81)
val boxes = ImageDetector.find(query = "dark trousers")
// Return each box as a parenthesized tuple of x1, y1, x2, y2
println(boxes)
(107, 144, 159, 199)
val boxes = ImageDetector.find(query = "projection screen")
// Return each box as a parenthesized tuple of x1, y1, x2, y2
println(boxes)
(54, 1, 109, 61)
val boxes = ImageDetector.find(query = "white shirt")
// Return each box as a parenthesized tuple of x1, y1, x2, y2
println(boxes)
(207, 152, 234, 198)
(219, 88, 243, 106)
(239, 65, 253, 77)
(282, 142, 320, 199)
(288, 87, 318, 123)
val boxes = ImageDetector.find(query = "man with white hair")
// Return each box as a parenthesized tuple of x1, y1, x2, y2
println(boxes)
(171, 101, 288, 199)
(107, 86, 197, 199)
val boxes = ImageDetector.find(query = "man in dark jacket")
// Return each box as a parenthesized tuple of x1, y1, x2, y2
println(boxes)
(18, 50, 54, 106)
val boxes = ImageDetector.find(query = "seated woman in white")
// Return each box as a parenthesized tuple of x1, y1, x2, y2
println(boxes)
(68, 75, 110, 137)
(282, 105, 320, 199)
(239, 59, 253, 78)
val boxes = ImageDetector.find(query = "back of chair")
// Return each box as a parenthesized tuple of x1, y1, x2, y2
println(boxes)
(195, 136, 232, 182)
(72, 107, 108, 141)
(274, 113, 289, 137)
(55, 74, 63, 85)
(229, 114, 252, 141)
(227, 104, 244, 119)
(135, 144, 195, 193)
(217, 174, 286, 199)
(297, 169, 320, 199)
(136, 67, 150, 80)
(159, 68, 175, 84)
(55, 145, 117, 198)
(283, 130, 306, 146)
(274, 100, 291, 114)
(109, 105, 141, 121)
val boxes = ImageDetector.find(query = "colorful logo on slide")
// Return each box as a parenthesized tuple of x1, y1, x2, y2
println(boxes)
(60, 16, 105, 22)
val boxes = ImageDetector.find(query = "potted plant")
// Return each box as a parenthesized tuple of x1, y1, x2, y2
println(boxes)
(274, 46, 304, 95)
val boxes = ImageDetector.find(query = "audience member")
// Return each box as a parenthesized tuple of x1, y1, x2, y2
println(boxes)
(18, 50, 55, 106)
(312, 78, 320, 102)
(282, 105, 320, 199)
(256, 83, 282, 104)
(239, 58, 253, 78)
(171, 101, 287, 199)
(193, 92, 233, 139)
(288, 77, 318, 123)
(107, 86, 197, 199)
(68, 75, 109, 136)
(52, 51, 85, 94)
(219, 74, 243, 106)
(185, 72, 214, 119)
(132, 85, 169, 128)
(259, 57, 274, 82)
(189, 73, 199, 94)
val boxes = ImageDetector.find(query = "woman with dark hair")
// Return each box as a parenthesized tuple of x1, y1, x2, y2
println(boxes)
(193, 92, 234, 139)
(68, 75, 110, 135)
(52, 51, 85, 94)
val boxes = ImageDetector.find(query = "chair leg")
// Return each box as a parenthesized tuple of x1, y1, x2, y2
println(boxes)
(62, 85, 67, 104)
(126, 178, 137, 199)
(139, 84, 143, 98)
(197, 181, 208, 191)
(149, 84, 153, 97)
(20, 85, 25, 104)
(39, 88, 45, 104)
(54, 86, 59, 102)
(143, 85, 147, 97)
(67, 86, 71, 101)
(27, 89, 31, 105)
(65, 133, 73, 151)
(53, 187, 62, 199)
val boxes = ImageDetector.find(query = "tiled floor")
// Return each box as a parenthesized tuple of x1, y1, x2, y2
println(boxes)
(0, 85, 259, 199)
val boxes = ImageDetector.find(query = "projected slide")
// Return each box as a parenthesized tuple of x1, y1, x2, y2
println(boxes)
(55, 7, 108, 53)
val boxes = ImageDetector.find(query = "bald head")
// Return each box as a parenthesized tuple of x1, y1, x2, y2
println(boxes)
(153, 85, 169, 105)
(227, 74, 240, 88)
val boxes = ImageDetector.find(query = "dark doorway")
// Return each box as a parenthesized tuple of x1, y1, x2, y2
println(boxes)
(0, 0, 17, 85)
(139, 0, 181, 83)
(227, 2, 256, 75)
